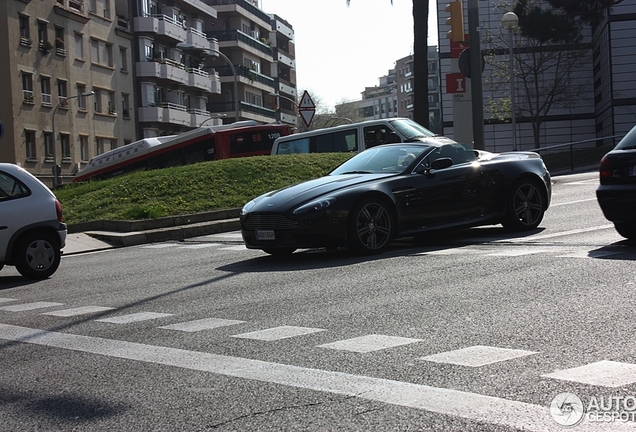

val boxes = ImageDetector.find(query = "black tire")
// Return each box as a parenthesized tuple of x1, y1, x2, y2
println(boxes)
(263, 248, 296, 256)
(14, 232, 61, 280)
(614, 222, 636, 240)
(348, 197, 394, 254)
(502, 179, 545, 231)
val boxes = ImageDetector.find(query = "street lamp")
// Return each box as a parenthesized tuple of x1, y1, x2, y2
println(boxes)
(176, 43, 239, 121)
(200, 113, 227, 127)
(51, 90, 94, 188)
(330, 115, 354, 124)
(269, 92, 298, 124)
(502, 11, 519, 151)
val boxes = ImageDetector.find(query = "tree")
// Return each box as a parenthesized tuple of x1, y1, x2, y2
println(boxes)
(485, 0, 594, 147)
(346, 0, 429, 127)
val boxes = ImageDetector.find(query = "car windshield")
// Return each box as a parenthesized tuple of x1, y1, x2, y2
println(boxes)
(330, 145, 432, 175)
(389, 118, 437, 140)
(616, 125, 636, 150)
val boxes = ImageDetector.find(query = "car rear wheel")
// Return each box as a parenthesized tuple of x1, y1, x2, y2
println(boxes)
(14, 232, 61, 280)
(614, 222, 636, 240)
(502, 179, 545, 231)
(349, 198, 393, 254)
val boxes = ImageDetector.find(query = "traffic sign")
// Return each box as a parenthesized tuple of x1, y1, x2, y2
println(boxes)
(298, 90, 316, 128)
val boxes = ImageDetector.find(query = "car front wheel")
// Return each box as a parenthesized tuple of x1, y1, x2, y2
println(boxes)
(502, 179, 545, 231)
(349, 198, 394, 254)
(614, 222, 636, 240)
(14, 232, 61, 280)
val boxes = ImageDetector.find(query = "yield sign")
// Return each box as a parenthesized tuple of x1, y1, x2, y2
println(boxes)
(298, 90, 316, 128)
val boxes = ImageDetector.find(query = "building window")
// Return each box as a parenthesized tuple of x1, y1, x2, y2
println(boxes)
(75, 33, 83, 59)
(93, 88, 102, 113)
(103, 0, 110, 19)
(25, 130, 36, 159)
(80, 135, 89, 161)
(58, 80, 68, 107)
(119, 47, 128, 71)
(91, 39, 99, 64)
(37, 21, 48, 45)
(107, 91, 116, 115)
(61, 134, 71, 159)
(77, 84, 87, 110)
(22, 73, 34, 103)
(44, 132, 53, 159)
(104, 43, 113, 67)
(88, 0, 96, 14)
(122, 94, 129, 117)
(19, 15, 31, 46)
(41, 77, 52, 106)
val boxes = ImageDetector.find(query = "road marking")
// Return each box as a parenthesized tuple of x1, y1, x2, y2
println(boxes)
(497, 225, 614, 243)
(0, 323, 628, 432)
(219, 245, 248, 251)
(159, 318, 245, 332)
(0, 302, 64, 312)
(557, 249, 624, 259)
(42, 306, 116, 317)
(142, 244, 176, 249)
(318, 335, 423, 353)
(0, 298, 18, 304)
(550, 198, 598, 207)
(420, 346, 538, 367)
(231, 325, 325, 341)
(95, 312, 173, 324)
(543, 360, 636, 388)
(486, 248, 552, 257)
(179, 243, 221, 249)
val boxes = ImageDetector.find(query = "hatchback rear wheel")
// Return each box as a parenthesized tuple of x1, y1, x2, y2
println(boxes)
(614, 222, 636, 240)
(14, 232, 61, 280)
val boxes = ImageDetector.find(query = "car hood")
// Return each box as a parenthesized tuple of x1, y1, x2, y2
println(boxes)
(249, 174, 394, 212)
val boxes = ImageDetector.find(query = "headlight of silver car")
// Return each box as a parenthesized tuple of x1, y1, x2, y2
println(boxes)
(293, 197, 336, 215)
(241, 199, 257, 216)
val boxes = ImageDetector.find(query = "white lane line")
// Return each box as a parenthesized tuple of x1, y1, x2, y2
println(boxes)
(42, 306, 116, 317)
(95, 312, 173, 324)
(231, 326, 326, 341)
(318, 335, 423, 353)
(543, 361, 636, 388)
(219, 245, 248, 251)
(160, 318, 245, 332)
(550, 198, 598, 207)
(420, 346, 538, 367)
(0, 324, 627, 432)
(496, 225, 614, 243)
(0, 298, 18, 304)
(0, 302, 64, 312)
(486, 248, 552, 257)
(142, 244, 176, 249)
(179, 243, 221, 249)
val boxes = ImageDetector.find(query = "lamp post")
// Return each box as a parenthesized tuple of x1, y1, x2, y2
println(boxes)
(502, 12, 519, 151)
(200, 113, 227, 127)
(269, 92, 298, 124)
(176, 43, 239, 121)
(330, 115, 354, 124)
(51, 90, 94, 189)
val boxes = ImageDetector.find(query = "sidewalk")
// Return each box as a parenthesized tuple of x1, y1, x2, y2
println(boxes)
(63, 209, 241, 255)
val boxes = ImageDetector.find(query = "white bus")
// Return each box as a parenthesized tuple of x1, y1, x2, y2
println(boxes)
(271, 118, 456, 155)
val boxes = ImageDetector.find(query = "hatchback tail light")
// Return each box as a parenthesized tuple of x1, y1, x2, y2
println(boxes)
(599, 155, 612, 180)
(55, 199, 64, 222)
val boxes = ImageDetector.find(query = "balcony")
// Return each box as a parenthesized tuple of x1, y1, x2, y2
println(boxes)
(186, 27, 209, 51)
(189, 108, 211, 128)
(188, 67, 221, 93)
(136, 58, 189, 86)
(134, 14, 187, 41)
(138, 102, 190, 126)
(206, 30, 273, 58)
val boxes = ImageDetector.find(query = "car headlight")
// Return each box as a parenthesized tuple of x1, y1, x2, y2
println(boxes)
(241, 199, 257, 216)
(293, 197, 336, 215)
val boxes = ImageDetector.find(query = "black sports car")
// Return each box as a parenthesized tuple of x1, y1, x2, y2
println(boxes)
(596, 125, 636, 239)
(241, 142, 552, 255)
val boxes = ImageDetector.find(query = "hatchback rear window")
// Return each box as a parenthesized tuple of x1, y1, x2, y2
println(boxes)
(0, 171, 31, 201)
(616, 125, 636, 150)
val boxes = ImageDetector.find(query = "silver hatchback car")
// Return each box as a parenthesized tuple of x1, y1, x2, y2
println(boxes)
(0, 163, 67, 279)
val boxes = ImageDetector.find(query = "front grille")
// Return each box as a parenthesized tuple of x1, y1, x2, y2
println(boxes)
(243, 213, 299, 230)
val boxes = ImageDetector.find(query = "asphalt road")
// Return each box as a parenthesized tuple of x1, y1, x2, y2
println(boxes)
(1, 171, 635, 431)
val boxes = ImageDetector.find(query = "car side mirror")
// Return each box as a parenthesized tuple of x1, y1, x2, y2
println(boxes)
(431, 157, 453, 170)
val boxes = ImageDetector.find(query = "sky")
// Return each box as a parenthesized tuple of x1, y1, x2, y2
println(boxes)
(260, 0, 439, 110)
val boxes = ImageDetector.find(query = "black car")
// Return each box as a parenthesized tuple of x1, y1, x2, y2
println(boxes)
(241, 142, 552, 255)
(596, 125, 636, 239)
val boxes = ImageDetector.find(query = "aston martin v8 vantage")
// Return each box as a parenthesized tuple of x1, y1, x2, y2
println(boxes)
(241, 142, 551, 255)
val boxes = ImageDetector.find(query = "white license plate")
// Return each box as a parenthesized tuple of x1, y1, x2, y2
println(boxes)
(255, 230, 275, 240)
(630, 165, 636, 176)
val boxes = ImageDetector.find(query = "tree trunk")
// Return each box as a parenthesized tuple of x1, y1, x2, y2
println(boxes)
(412, 0, 430, 127)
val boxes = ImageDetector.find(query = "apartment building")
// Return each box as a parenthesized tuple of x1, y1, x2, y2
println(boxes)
(1, 0, 137, 186)
(1, 0, 297, 184)
(204, 0, 297, 127)
(437, 0, 636, 151)
(337, 47, 442, 130)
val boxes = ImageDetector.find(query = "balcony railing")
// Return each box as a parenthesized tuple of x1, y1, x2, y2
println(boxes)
(23, 90, 34, 104)
(42, 93, 52, 106)
(19, 36, 32, 47)
(58, 96, 69, 109)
